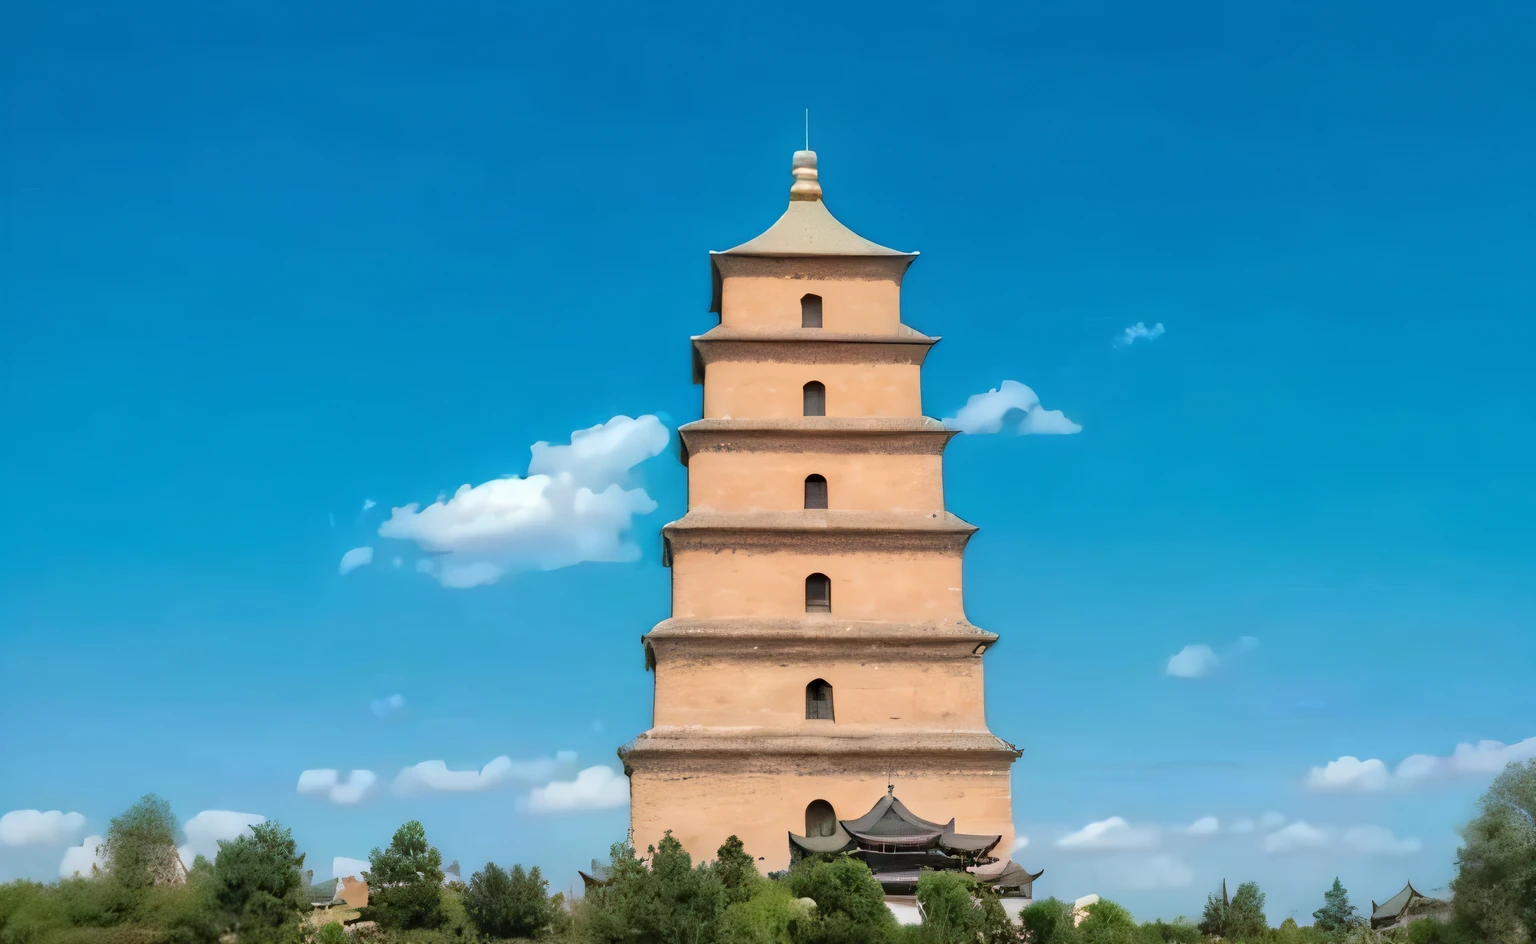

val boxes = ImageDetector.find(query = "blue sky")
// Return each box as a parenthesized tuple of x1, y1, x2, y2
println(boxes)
(3, 0, 1534, 922)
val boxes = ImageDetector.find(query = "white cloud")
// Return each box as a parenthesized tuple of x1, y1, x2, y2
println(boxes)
(333, 856, 370, 881)
(525, 766, 629, 813)
(1263, 821, 1330, 853)
(339, 546, 374, 576)
(378, 415, 668, 588)
(179, 810, 265, 864)
(393, 751, 578, 796)
(1166, 645, 1220, 679)
(362, 499, 376, 512)
(1122, 854, 1194, 890)
(1012, 835, 1030, 852)
(943, 381, 1082, 436)
(1342, 826, 1422, 857)
(297, 769, 378, 805)
(1, 810, 87, 846)
(59, 835, 106, 878)
(1055, 817, 1160, 852)
(1186, 816, 1219, 836)
(370, 694, 405, 718)
(1306, 736, 1536, 792)
(1117, 322, 1167, 346)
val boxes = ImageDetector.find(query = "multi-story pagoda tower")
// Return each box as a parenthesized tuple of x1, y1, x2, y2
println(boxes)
(622, 150, 1021, 874)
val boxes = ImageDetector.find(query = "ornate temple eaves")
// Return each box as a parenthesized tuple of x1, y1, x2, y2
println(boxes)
(663, 510, 976, 554)
(678, 416, 957, 464)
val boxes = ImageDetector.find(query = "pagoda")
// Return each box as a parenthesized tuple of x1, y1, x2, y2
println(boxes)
(621, 148, 1022, 878)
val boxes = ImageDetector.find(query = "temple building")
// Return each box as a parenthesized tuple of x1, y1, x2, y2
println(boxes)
(621, 149, 1025, 889)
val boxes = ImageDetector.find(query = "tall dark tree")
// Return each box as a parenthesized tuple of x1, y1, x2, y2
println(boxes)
(1226, 882, 1269, 939)
(206, 821, 309, 943)
(102, 795, 184, 889)
(360, 820, 446, 930)
(463, 862, 556, 940)
(1197, 881, 1230, 937)
(1451, 758, 1536, 944)
(713, 835, 760, 906)
(1312, 877, 1362, 936)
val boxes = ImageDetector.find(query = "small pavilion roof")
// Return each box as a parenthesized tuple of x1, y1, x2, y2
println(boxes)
(714, 151, 914, 259)
(1371, 882, 1438, 927)
(839, 790, 948, 837)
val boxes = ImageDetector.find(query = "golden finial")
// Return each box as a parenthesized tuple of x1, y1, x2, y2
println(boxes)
(790, 150, 822, 202)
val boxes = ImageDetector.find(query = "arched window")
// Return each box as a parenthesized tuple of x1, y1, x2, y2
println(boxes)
(801, 293, 823, 328)
(805, 799, 837, 836)
(805, 573, 831, 613)
(806, 679, 835, 721)
(803, 381, 826, 417)
(804, 474, 828, 509)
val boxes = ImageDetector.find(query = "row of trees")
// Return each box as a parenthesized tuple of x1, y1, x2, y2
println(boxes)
(1, 758, 1530, 943)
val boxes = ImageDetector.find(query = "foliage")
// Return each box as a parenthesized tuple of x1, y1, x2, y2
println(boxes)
(201, 820, 309, 943)
(1019, 897, 1077, 944)
(102, 795, 184, 890)
(782, 854, 897, 944)
(714, 836, 761, 906)
(360, 820, 447, 931)
(717, 881, 811, 944)
(568, 834, 726, 944)
(1075, 900, 1136, 944)
(316, 922, 346, 944)
(1313, 877, 1363, 937)
(1136, 917, 1202, 943)
(1450, 758, 1536, 944)
(463, 862, 557, 940)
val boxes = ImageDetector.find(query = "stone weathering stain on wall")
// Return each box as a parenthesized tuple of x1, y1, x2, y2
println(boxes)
(620, 149, 1022, 873)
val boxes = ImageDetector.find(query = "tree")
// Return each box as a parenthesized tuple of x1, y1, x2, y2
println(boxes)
(1227, 882, 1269, 939)
(571, 834, 727, 943)
(463, 861, 557, 939)
(1313, 877, 1363, 936)
(1019, 897, 1078, 944)
(1197, 883, 1229, 938)
(1451, 758, 1536, 944)
(360, 820, 446, 930)
(912, 871, 984, 943)
(717, 880, 812, 944)
(1076, 900, 1136, 944)
(102, 794, 184, 890)
(783, 854, 898, 944)
(205, 820, 309, 943)
(714, 835, 761, 906)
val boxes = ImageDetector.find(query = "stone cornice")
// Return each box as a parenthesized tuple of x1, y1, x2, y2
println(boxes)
(621, 727, 1022, 775)
(692, 326, 939, 372)
(663, 510, 975, 555)
(678, 417, 956, 465)
(643, 618, 998, 662)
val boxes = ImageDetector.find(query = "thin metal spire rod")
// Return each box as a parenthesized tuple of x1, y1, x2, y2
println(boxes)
(805, 108, 809, 150)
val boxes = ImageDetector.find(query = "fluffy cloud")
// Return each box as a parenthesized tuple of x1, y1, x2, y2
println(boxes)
(526, 766, 630, 813)
(1306, 736, 1536, 792)
(1117, 322, 1167, 346)
(59, 835, 106, 878)
(179, 811, 265, 864)
(943, 381, 1082, 436)
(1011, 835, 1030, 852)
(370, 694, 405, 718)
(1185, 817, 1219, 836)
(379, 415, 668, 588)
(393, 752, 578, 796)
(1263, 821, 1330, 853)
(362, 499, 376, 512)
(1055, 817, 1160, 852)
(1, 810, 87, 846)
(339, 547, 374, 576)
(297, 769, 378, 805)
(1342, 826, 1422, 857)
(1166, 645, 1220, 679)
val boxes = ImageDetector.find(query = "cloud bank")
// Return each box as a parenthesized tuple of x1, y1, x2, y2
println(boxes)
(379, 415, 669, 588)
(297, 769, 379, 805)
(943, 381, 1081, 436)
(180, 810, 266, 864)
(1055, 817, 1160, 852)
(1306, 736, 1536, 792)
(1, 810, 87, 846)
(525, 766, 629, 812)
(59, 836, 106, 878)
(393, 752, 578, 796)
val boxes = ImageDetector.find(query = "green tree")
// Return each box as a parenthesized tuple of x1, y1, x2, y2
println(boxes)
(783, 854, 897, 944)
(1227, 882, 1269, 939)
(718, 880, 813, 944)
(1019, 897, 1078, 944)
(360, 820, 446, 930)
(714, 836, 761, 906)
(1197, 884, 1229, 938)
(1451, 758, 1536, 944)
(204, 820, 309, 943)
(102, 795, 184, 890)
(1077, 900, 1136, 944)
(316, 921, 347, 944)
(1137, 918, 1202, 943)
(1313, 877, 1362, 936)
(570, 834, 726, 943)
(463, 861, 556, 939)
(910, 871, 984, 943)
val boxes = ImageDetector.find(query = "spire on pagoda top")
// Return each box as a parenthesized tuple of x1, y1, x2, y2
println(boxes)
(715, 150, 914, 258)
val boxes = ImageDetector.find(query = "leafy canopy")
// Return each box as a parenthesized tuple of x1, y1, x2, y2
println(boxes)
(360, 819, 446, 930)
(463, 861, 557, 940)
(1450, 758, 1536, 944)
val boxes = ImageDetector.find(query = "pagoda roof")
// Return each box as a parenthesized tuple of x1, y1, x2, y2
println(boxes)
(788, 824, 853, 856)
